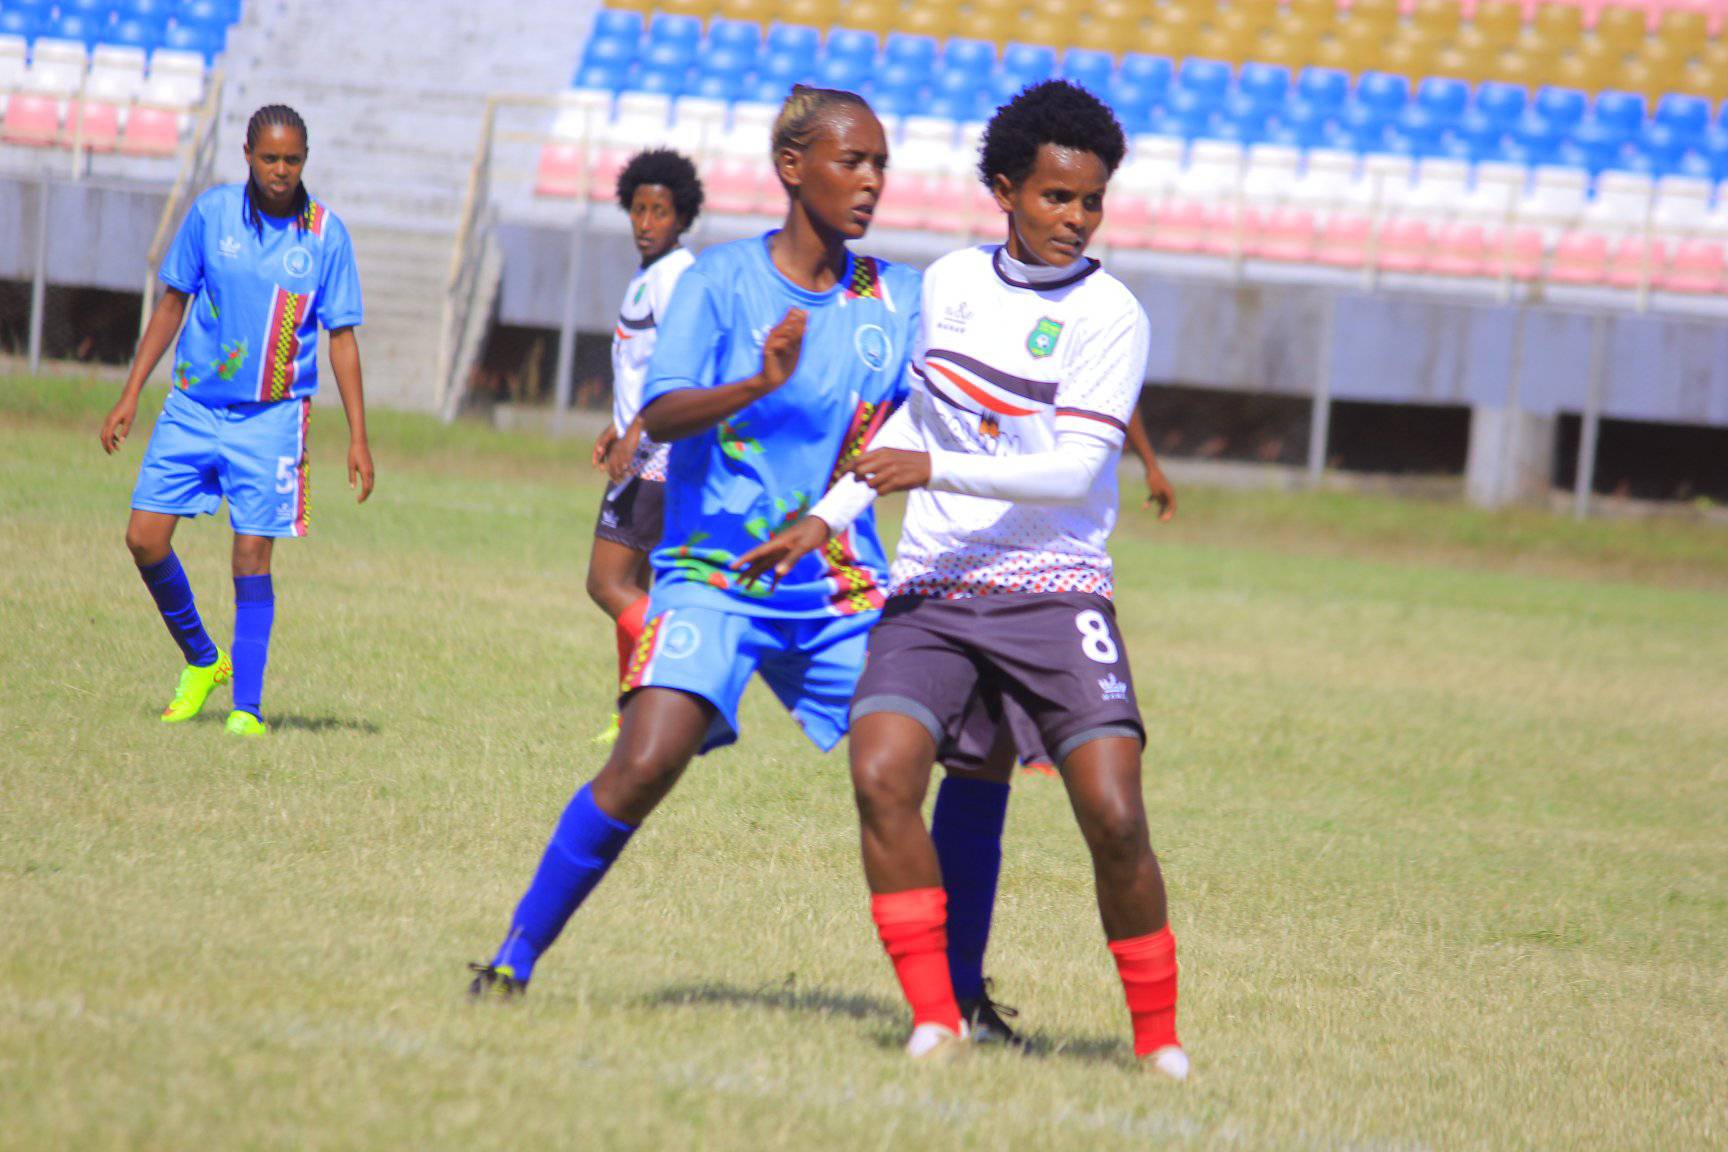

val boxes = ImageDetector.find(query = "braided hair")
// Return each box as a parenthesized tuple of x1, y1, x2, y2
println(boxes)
(243, 104, 311, 238)
(770, 84, 873, 180)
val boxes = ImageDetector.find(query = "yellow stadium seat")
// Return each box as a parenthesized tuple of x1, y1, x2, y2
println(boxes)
(838, 0, 899, 35)
(1659, 11, 1710, 57)
(721, 0, 777, 24)
(1679, 62, 1728, 100)
(1072, 19, 1129, 52)
(1638, 38, 1689, 77)
(1530, 4, 1582, 45)
(1286, 0, 1335, 23)
(1336, 18, 1384, 56)
(1592, 6, 1647, 52)
(776, 0, 839, 27)
(1554, 50, 1619, 92)
(656, 0, 717, 19)
(1430, 45, 1490, 83)
(1382, 39, 1437, 78)
(1020, 13, 1075, 48)
(968, 0, 1023, 16)
(1349, 0, 1402, 31)
(1139, 23, 1195, 58)
(1493, 49, 1539, 86)
(1471, 1, 1523, 45)
(605, 0, 654, 13)
(1615, 59, 1665, 99)
(965, 8, 1022, 43)
(902, 5, 963, 38)
(1232, 0, 1281, 24)
(1313, 34, 1374, 71)
(1409, 0, 1461, 38)
(1028, 0, 1079, 21)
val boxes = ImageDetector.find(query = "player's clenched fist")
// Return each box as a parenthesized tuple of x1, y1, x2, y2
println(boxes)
(759, 307, 807, 390)
(100, 398, 137, 454)
(848, 447, 932, 495)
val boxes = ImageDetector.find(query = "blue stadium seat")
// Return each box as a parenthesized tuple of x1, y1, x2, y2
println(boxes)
(1505, 115, 1562, 166)
(636, 68, 685, 97)
(761, 48, 812, 83)
(48, 13, 102, 45)
(876, 61, 922, 99)
(765, 23, 821, 65)
(109, 18, 167, 49)
(816, 54, 867, 91)
(1453, 111, 1505, 162)
(928, 91, 985, 123)
(1699, 127, 1728, 179)
(748, 75, 792, 104)
(8, 0, 55, 13)
(698, 46, 754, 77)
(574, 62, 628, 91)
(1416, 77, 1469, 123)
(1167, 88, 1218, 137)
(991, 70, 1034, 102)
(883, 32, 937, 71)
(827, 26, 877, 66)
(1221, 94, 1271, 141)
(1593, 90, 1647, 138)
(175, 0, 237, 27)
(642, 40, 694, 72)
(162, 22, 222, 59)
(1357, 72, 1409, 116)
(583, 35, 637, 70)
(0, 12, 41, 37)
(649, 13, 702, 48)
(873, 88, 922, 117)
(941, 37, 995, 78)
(1001, 42, 1057, 82)
(1638, 121, 1691, 171)
(1279, 100, 1336, 148)
(1062, 48, 1114, 95)
(709, 18, 761, 55)
(1297, 67, 1350, 109)
(1656, 94, 1710, 141)
(1475, 82, 1526, 128)
(62, 0, 115, 20)
(1119, 53, 1173, 96)
(592, 9, 644, 42)
(1534, 87, 1587, 130)
(1178, 57, 1231, 99)
(1106, 76, 1160, 122)
(689, 72, 743, 102)
(1239, 62, 1290, 109)
(1570, 118, 1627, 172)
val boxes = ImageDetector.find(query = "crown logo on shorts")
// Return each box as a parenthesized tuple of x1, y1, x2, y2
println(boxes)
(1097, 673, 1128, 702)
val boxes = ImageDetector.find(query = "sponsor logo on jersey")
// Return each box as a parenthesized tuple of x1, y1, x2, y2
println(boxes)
(937, 301, 971, 334)
(854, 324, 890, 372)
(1027, 316, 1063, 359)
(218, 235, 242, 260)
(660, 620, 701, 660)
(283, 246, 313, 278)
(1098, 673, 1128, 701)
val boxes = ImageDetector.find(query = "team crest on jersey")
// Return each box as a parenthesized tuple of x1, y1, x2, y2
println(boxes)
(854, 324, 890, 372)
(660, 620, 701, 660)
(283, 246, 313, 278)
(1027, 317, 1063, 359)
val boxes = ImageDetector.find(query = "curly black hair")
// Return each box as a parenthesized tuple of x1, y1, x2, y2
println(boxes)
(616, 148, 704, 226)
(978, 80, 1127, 190)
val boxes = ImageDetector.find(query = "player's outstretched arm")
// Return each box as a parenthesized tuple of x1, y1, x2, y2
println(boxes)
(101, 288, 189, 454)
(1126, 408, 1176, 522)
(328, 326, 375, 503)
(640, 308, 806, 442)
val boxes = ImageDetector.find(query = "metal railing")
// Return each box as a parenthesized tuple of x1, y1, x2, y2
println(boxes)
(136, 69, 226, 346)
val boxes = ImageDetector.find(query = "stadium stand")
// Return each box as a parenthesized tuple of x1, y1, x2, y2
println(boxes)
(0, 0, 240, 161)
(536, 1, 1728, 294)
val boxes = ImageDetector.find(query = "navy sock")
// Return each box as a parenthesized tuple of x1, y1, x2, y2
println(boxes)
(231, 574, 275, 720)
(932, 776, 1011, 1002)
(493, 783, 636, 983)
(138, 552, 219, 667)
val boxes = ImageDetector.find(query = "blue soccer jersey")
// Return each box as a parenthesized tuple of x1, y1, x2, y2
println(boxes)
(641, 233, 920, 620)
(158, 184, 363, 408)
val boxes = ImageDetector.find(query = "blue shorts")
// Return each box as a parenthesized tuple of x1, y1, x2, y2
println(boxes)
(131, 388, 311, 538)
(621, 595, 878, 755)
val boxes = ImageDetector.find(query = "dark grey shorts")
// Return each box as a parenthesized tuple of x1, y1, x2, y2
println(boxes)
(853, 592, 1144, 769)
(593, 474, 665, 554)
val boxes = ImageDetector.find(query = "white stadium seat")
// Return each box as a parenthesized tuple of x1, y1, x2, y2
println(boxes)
(24, 39, 88, 98)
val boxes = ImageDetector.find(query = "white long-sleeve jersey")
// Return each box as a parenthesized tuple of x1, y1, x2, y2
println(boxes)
(609, 246, 694, 481)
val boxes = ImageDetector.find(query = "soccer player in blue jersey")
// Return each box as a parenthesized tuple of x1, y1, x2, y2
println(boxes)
(469, 87, 1017, 1016)
(100, 105, 372, 737)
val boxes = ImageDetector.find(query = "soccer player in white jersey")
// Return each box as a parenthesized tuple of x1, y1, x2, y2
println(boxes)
(739, 81, 1187, 1073)
(588, 149, 703, 743)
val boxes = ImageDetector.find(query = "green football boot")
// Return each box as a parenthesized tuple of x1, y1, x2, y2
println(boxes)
(223, 710, 268, 738)
(591, 713, 621, 746)
(160, 650, 232, 723)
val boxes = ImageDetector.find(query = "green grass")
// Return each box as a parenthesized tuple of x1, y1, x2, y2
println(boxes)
(3, 374, 1725, 1151)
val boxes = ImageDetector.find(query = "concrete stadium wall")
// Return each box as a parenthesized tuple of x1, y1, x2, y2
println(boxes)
(0, 176, 166, 294)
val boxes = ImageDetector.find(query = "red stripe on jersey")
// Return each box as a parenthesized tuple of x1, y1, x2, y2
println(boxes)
(926, 361, 1039, 418)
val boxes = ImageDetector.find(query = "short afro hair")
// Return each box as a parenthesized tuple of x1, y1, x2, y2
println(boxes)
(616, 148, 704, 226)
(978, 80, 1127, 190)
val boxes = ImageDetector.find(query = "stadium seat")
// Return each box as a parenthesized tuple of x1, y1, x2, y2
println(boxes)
(1254, 206, 1319, 260)
(0, 35, 27, 89)
(141, 48, 206, 107)
(826, 26, 877, 66)
(120, 105, 181, 155)
(161, 23, 224, 63)
(86, 45, 148, 103)
(1662, 239, 1726, 292)
(1475, 81, 1528, 128)
(1656, 93, 1711, 140)
(592, 9, 645, 42)
(108, 18, 168, 52)
(1426, 221, 1490, 276)
(0, 12, 41, 39)
(1607, 234, 1670, 289)
(1549, 230, 1610, 282)
(1317, 213, 1372, 266)
(24, 39, 88, 97)
(1151, 201, 1211, 252)
(941, 37, 996, 76)
(2, 93, 61, 146)
(63, 99, 120, 151)
(1535, 86, 1589, 130)
(1062, 48, 1115, 94)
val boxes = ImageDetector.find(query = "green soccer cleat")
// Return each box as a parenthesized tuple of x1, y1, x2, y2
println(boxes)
(160, 650, 232, 723)
(223, 710, 268, 738)
(591, 713, 621, 746)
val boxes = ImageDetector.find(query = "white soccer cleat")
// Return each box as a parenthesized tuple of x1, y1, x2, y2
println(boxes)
(905, 1020, 969, 1061)
(1146, 1044, 1190, 1081)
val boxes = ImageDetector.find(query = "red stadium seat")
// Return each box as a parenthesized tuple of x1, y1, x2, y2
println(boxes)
(1100, 193, 1156, 249)
(705, 155, 766, 215)
(1316, 214, 1371, 268)
(1253, 208, 1318, 262)
(1661, 239, 1726, 293)
(1549, 232, 1610, 284)
(1607, 235, 1670, 290)
(1377, 219, 1433, 273)
(585, 149, 625, 203)
(1428, 222, 1490, 277)
(63, 101, 121, 152)
(120, 106, 180, 156)
(1150, 202, 1210, 253)
(2, 94, 62, 147)
(534, 143, 586, 198)
(922, 175, 973, 237)
(1201, 205, 1250, 258)
(874, 172, 934, 230)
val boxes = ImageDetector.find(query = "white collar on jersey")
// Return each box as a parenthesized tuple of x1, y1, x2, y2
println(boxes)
(992, 238, 1101, 291)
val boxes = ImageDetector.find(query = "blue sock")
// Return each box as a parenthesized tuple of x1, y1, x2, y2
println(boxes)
(138, 552, 219, 667)
(231, 574, 275, 720)
(493, 783, 636, 983)
(932, 776, 1011, 1002)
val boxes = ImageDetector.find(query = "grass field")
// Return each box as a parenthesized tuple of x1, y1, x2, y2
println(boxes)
(3, 375, 1725, 1151)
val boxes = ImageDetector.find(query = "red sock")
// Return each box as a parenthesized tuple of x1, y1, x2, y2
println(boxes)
(871, 888, 962, 1031)
(1109, 925, 1180, 1058)
(614, 596, 649, 687)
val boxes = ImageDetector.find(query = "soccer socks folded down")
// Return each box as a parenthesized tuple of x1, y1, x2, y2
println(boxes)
(232, 574, 275, 720)
(1109, 925, 1180, 1057)
(872, 887, 962, 1032)
(930, 776, 1010, 1002)
(138, 552, 220, 667)
(615, 596, 649, 687)
(493, 783, 636, 983)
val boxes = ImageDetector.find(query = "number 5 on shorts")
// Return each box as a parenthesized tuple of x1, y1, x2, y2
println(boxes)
(275, 455, 298, 495)
(1075, 609, 1119, 664)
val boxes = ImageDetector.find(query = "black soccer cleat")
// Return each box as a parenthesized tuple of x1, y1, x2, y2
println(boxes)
(959, 980, 1023, 1048)
(467, 962, 526, 1002)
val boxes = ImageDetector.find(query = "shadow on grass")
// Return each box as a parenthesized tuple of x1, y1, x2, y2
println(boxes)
(644, 977, 1131, 1065)
(271, 714, 382, 735)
